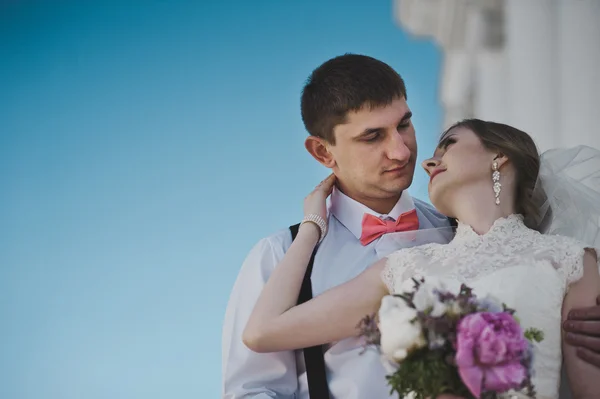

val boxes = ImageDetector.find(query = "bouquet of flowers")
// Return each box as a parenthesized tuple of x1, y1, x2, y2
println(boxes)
(358, 277, 545, 399)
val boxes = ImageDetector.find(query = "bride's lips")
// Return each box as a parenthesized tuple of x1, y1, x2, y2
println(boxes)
(429, 169, 445, 182)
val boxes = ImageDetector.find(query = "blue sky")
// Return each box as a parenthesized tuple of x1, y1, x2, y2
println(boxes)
(0, 1, 441, 397)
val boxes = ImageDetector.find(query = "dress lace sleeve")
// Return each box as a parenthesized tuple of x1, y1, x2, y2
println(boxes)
(380, 244, 439, 294)
(546, 235, 598, 288)
(381, 249, 409, 294)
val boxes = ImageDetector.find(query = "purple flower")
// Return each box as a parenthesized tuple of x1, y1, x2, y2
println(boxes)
(455, 312, 529, 398)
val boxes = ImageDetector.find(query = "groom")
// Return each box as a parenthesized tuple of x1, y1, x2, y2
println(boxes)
(221, 54, 600, 399)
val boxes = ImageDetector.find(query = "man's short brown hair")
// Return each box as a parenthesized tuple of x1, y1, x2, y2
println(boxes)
(300, 54, 407, 144)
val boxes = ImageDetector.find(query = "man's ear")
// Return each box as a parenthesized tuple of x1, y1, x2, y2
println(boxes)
(305, 136, 336, 168)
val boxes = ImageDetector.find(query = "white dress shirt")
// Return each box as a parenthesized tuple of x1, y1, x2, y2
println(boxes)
(221, 188, 451, 399)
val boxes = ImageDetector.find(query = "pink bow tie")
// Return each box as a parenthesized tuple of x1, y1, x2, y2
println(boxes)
(359, 209, 419, 246)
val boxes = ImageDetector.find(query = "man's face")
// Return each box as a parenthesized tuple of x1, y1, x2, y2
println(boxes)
(328, 97, 417, 201)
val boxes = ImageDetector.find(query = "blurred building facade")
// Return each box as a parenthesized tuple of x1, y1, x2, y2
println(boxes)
(395, 0, 600, 152)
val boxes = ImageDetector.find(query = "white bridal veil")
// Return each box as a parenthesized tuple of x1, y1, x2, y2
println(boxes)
(533, 145, 600, 249)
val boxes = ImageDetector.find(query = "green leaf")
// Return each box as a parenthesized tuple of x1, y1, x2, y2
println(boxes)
(385, 347, 472, 399)
(524, 328, 544, 343)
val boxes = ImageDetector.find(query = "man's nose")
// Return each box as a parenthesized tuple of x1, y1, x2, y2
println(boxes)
(421, 158, 440, 174)
(386, 133, 411, 162)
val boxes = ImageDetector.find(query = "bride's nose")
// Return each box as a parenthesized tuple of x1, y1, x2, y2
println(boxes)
(422, 158, 440, 174)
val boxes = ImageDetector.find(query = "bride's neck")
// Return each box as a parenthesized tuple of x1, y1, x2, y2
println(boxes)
(451, 185, 516, 235)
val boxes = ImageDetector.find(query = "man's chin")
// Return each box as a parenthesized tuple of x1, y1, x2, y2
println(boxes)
(379, 180, 412, 195)
(386, 174, 413, 190)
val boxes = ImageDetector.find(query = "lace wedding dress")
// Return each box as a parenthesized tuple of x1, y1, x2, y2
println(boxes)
(381, 214, 593, 399)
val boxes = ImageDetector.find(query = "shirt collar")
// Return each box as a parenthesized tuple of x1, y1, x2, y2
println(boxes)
(329, 186, 416, 240)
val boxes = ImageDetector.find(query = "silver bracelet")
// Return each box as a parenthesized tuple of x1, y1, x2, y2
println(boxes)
(301, 214, 327, 244)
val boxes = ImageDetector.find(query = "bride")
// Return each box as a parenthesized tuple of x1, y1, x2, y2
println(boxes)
(242, 119, 600, 399)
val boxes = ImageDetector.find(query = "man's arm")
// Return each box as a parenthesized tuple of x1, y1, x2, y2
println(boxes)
(562, 249, 600, 398)
(222, 234, 298, 399)
(563, 256, 600, 368)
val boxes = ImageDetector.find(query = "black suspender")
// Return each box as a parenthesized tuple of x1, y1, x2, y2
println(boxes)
(289, 223, 330, 399)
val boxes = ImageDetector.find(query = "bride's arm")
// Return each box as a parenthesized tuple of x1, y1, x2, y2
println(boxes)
(562, 249, 600, 399)
(242, 219, 389, 352)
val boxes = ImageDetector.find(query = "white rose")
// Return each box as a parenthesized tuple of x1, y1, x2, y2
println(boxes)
(378, 295, 426, 362)
(401, 277, 448, 317)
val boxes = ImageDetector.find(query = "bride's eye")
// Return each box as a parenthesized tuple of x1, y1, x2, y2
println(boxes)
(438, 137, 456, 150)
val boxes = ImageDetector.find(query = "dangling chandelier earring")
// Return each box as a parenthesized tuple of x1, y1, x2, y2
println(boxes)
(492, 161, 501, 205)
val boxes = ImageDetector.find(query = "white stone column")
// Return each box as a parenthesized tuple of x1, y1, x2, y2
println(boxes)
(473, 50, 508, 124)
(439, 51, 474, 129)
(557, 0, 600, 149)
(504, 0, 560, 153)
(395, 0, 600, 152)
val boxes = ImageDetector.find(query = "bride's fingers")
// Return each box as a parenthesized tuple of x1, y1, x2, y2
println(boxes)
(315, 174, 336, 193)
(321, 173, 336, 193)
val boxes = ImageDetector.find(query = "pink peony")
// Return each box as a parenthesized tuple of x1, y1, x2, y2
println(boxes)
(455, 312, 529, 398)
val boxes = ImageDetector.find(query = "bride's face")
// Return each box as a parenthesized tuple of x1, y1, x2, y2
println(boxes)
(422, 127, 498, 216)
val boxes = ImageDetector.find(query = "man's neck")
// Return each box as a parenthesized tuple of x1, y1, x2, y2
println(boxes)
(335, 185, 401, 215)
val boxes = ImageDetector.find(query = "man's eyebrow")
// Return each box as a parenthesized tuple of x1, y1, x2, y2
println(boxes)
(359, 127, 381, 136)
(400, 111, 413, 123)
(356, 111, 414, 138)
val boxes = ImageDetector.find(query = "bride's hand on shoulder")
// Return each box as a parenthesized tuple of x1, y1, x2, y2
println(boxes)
(300, 173, 336, 239)
(304, 173, 336, 219)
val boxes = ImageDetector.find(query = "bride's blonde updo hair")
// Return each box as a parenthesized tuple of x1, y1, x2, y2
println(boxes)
(442, 119, 544, 229)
